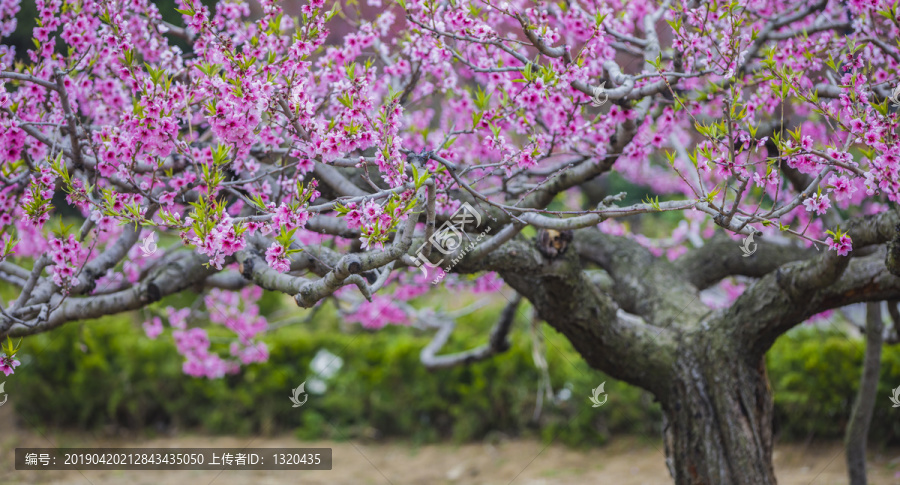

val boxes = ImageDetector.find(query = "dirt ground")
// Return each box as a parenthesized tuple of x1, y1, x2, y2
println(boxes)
(2, 404, 900, 484)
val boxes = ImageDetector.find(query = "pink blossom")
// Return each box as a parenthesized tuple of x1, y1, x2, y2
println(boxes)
(827, 174, 858, 201)
(800, 136, 813, 151)
(143, 316, 164, 339)
(827, 234, 853, 256)
(265, 242, 291, 273)
(363, 201, 382, 219)
(345, 295, 409, 329)
(0, 353, 20, 376)
(802, 193, 831, 215)
(346, 209, 363, 228)
(166, 307, 191, 330)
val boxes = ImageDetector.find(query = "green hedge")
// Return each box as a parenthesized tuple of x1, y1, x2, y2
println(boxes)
(768, 327, 900, 442)
(9, 315, 900, 446)
(9, 309, 660, 447)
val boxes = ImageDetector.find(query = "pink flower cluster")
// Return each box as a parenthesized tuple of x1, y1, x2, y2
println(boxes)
(229, 341, 270, 365)
(48, 235, 87, 289)
(342, 197, 413, 250)
(827, 234, 853, 257)
(174, 327, 239, 379)
(271, 203, 311, 230)
(827, 174, 858, 202)
(265, 243, 290, 273)
(0, 187, 17, 229)
(802, 193, 831, 216)
(21, 166, 56, 227)
(207, 98, 262, 154)
(143, 316, 163, 339)
(189, 215, 246, 269)
(140, 298, 268, 379)
(344, 200, 393, 230)
(344, 294, 409, 330)
(205, 288, 268, 345)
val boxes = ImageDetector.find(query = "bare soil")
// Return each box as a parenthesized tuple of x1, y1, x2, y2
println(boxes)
(2, 405, 900, 484)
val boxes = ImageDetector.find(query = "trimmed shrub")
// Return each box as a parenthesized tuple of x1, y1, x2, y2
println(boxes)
(11, 316, 900, 446)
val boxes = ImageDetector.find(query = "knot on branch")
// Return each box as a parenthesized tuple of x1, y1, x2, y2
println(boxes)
(294, 287, 315, 308)
(81, 268, 98, 294)
(346, 256, 363, 274)
(536, 229, 573, 260)
(146, 281, 162, 303)
(597, 192, 627, 209)
(239, 253, 256, 280)
(363, 271, 378, 284)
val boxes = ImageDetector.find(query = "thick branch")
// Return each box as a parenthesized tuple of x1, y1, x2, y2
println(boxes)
(575, 229, 707, 326)
(294, 201, 419, 307)
(738, 248, 900, 357)
(675, 232, 816, 290)
(22, 221, 143, 309)
(4, 252, 216, 338)
(456, 237, 678, 394)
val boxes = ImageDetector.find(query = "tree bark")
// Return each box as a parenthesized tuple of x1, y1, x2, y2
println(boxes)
(845, 302, 884, 485)
(662, 335, 776, 485)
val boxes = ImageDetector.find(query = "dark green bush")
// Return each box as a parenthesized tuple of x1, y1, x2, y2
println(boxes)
(767, 326, 900, 443)
(11, 315, 900, 446)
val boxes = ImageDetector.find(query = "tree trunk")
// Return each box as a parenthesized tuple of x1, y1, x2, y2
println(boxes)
(662, 342, 776, 485)
(845, 302, 884, 485)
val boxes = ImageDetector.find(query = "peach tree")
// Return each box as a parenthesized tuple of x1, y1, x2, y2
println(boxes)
(2, 0, 900, 483)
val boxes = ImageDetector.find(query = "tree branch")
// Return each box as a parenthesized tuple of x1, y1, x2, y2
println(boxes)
(420, 294, 520, 369)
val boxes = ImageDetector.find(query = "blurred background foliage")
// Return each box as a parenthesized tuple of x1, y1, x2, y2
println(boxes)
(8, 298, 900, 448)
(8, 296, 662, 448)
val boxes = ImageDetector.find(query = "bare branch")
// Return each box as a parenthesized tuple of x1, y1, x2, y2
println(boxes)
(420, 294, 520, 369)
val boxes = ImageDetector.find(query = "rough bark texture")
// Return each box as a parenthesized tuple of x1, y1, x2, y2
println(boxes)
(845, 302, 884, 485)
(663, 334, 776, 485)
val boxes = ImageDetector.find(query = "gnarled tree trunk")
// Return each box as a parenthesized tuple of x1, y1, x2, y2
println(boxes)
(460, 215, 900, 485)
(662, 339, 775, 485)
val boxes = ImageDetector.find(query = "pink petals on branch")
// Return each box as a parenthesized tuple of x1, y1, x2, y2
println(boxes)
(190, 216, 246, 270)
(802, 193, 831, 216)
(827, 234, 853, 257)
(265, 242, 291, 273)
(48, 235, 87, 289)
(344, 295, 409, 330)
